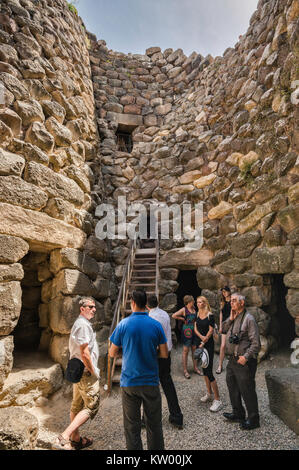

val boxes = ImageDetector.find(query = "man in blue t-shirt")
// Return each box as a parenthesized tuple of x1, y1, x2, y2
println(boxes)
(109, 289, 168, 450)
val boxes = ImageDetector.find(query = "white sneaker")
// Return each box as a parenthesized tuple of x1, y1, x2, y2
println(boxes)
(200, 394, 212, 403)
(209, 400, 223, 412)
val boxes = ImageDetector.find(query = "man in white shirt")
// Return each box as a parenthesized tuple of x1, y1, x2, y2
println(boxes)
(147, 295, 183, 429)
(53, 297, 100, 450)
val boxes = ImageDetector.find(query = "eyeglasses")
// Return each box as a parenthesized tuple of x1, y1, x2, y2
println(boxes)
(84, 305, 96, 309)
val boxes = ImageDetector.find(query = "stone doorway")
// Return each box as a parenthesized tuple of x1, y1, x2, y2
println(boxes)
(0, 250, 63, 408)
(174, 270, 201, 343)
(268, 275, 296, 349)
(13, 252, 45, 352)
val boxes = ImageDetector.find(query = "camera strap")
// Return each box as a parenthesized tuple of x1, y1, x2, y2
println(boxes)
(232, 310, 247, 356)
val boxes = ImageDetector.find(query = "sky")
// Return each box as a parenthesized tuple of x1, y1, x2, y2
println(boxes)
(75, 0, 259, 58)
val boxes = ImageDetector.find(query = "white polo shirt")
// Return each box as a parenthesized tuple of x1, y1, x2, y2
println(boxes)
(69, 315, 100, 378)
(149, 307, 173, 352)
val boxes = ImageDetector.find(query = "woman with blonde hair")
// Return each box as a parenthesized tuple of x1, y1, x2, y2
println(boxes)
(194, 296, 223, 412)
(172, 295, 202, 379)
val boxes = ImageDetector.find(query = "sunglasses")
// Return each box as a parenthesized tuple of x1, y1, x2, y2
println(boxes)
(85, 305, 96, 309)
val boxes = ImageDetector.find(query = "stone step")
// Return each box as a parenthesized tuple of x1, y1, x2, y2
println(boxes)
(132, 267, 156, 272)
(135, 249, 156, 255)
(112, 372, 121, 383)
(0, 352, 63, 408)
(131, 276, 156, 281)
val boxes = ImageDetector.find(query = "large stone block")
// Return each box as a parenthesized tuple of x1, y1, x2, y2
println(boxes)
(286, 289, 299, 319)
(14, 99, 45, 127)
(245, 306, 271, 335)
(50, 248, 99, 280)
(230, 231, 261, 258)
(201, 289, 220, 310)
(252, 247, 294, 274)
(93, 276, 110, 299)
(0, 175, 48, 210)
(0, 335, 13, 390)
(0, 234, 29, 263)
(159, 248, 213, 269)
(217, 258, 249, 275)
(265, 368, 299, 435)
(0, 203, 86, 252)
(49, 295, 103, 334)
(49, 295, 80, 335)
(84, 236, 108, 262)
(0, 263, 24, 282)
(0, 407, 39, 450)
(0, 281, 22, 335)
(51, 269, 96, 299)
(25, 121, 54, 153)
(49, 334, 69, 370)
(241, 286, 271, 307)
(0, 357, 63, 408)
(0, 148, 25, 176)
(0, 72, 29, 100)
(24, 161, 85, 206)
(208, 201, 233, 220)
(160, 268, 179, 281)
(158, 279, 179, 295)
(45, 117, 73, 147)
(277, 204, 299, 233)
(196, 267, 224, 290)
(284, 271, 299, 288)
(160, 293, 177, 313)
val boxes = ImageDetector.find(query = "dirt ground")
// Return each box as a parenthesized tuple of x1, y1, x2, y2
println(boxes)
(29, 346, 299, 451)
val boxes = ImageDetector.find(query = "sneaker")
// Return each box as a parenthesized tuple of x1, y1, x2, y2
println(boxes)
(200, 394, 212, 403)
(210, 400, 223, 412)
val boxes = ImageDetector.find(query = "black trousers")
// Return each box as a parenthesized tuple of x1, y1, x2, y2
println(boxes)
(159, 353, 183, 425)
(226, 357, 259, 422)
(122, 385, 164, 450)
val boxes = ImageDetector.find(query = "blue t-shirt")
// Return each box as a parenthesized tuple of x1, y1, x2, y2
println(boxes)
(110, 312, 167, 387)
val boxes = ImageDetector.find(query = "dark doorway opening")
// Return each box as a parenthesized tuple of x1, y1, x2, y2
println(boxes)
(13, 252, 43, 352)
(139, 213, 156, 248)
(270, 274, 296, 348)
(116, 130, 133, 153)
(175, 270, 201, 343)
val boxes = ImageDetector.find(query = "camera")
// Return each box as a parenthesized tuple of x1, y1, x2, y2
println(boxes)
(229, 334, 240, 345)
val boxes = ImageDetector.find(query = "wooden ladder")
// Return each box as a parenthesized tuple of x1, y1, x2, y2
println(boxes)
(106, 238, 160, 393)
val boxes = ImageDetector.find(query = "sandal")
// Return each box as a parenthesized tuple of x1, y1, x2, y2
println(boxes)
(184, 371, 191, 379)
(52, 434, 74, 450)
(71, 436, 93, 450)
(194, 369, 204, 376)
(216, 366, 222, 374)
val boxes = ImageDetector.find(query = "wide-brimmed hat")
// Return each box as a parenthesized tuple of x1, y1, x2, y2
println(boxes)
(194, 347, 209, 369)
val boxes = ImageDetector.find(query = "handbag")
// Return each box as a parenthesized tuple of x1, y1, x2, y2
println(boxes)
(65, 358, 85, 383)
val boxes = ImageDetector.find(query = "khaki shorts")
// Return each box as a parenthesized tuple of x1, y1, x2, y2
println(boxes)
(71, 372, 100, 420)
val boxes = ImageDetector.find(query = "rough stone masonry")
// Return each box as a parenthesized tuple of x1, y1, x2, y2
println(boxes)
(0, 0, 298, 441)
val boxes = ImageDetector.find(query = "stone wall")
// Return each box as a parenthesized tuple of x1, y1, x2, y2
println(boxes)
(93, 0, 299, 359)
(0, 0, 298, 395)
(0, 0, 114, 390)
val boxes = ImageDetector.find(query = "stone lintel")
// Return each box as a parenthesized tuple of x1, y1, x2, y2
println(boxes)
(0, 203, 86, 253)
(159, 248, 214, 270)
(107, 112, 143, 131)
